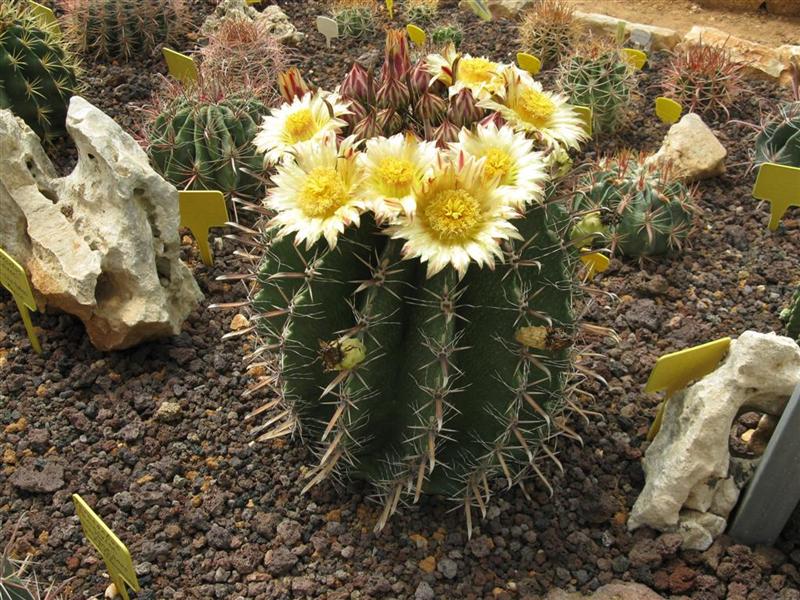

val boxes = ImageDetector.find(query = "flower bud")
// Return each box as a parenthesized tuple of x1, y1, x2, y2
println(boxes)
(343, 99, 367, 129)
(381, 29, 411, 82)
(479, 111, 506, 129)
(406, 59, 432, 99)
(376, 78, 410, 111)
(377, 108, 403, 136)
(353, 111, 383, 140)
(340, 62, 373, 105)
(447, 88, 484, 127)
(277, 67, 310, 103)
(432, 118, 460, 148)
(415, 91, 447, 126)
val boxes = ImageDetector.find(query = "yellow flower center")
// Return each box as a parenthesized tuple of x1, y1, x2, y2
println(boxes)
(424, 189, 481, 243)
(483, 148, 514, 184)
(458, 57, 497, 85)
(375, 157, 415, 196)
(516, 88, 556, 129)
(285, 108, 318, 143)
(299, 167, 349, 219)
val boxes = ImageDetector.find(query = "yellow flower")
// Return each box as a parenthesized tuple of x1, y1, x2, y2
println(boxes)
(358, 133, 439, 221)
(425, 47, 507, 100)
(454, 123, 549, 210)
(267, 135, 367, 249)
(254, 92, 350, 166)
(481, 72, 586, 150)
(389, 152, 521, 278)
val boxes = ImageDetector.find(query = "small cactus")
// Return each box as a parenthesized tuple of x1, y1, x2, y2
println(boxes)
(146, 79, 268, 201)
(331, 0, 378, 39)
(518, 0, 576, 68)
(661, 42, 744, 117)
(199, 18, 286, 103)
(404, 0, 439, 24)
(0, 1, 80, 140)
(557, 38, 637, 134)
(754, 64, 800, 168)
(62, 0, 188, 61)
(431, 23, 463, 49)
(571, 153, 696, 258)
(783, 287, 800, 340)
(2, 516, 69, 600)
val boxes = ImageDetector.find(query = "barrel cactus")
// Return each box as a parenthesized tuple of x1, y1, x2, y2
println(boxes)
(783, 287, 800, 340)
(571, 153, 696, 257)
(246, 30, 591, 532)
(754, 102, 800, 168)
(62, 0, 188, 61)
(558, 38, 637, 134)
(0, 1, 80, 140)
(518, 0, 576, 68)
(331, 0, 378, 39)
(146, 81, 268, 201)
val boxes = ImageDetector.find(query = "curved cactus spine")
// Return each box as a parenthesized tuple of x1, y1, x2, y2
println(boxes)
(754, 102, 800, 168)
(62, 0, 188, 61)
(518, 0, 576, 68)
(146, 83, 267, 201)
(557, 39, 636, 134)
(430, 24, 463, 49)
(0, 1, 80, 140)
(572, 153, 697, 258)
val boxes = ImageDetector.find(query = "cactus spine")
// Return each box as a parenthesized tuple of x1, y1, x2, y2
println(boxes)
(784, 287, 800, 340)
(62, 0, 187, 61)
(147, 85, 267, 200)
(754, 102, 800, 168)
(518, 0, 576, 68)
(572, 154, 696, 257)
(0, 1, 80, 140)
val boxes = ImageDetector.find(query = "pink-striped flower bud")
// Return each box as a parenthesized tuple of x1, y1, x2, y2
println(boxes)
(381, 29, 411, 82)
(377, 108, 403, 136)
(447, 88, 485, 127)
(353, 111, 383, 141)
(343, 99, 367, 129)
(479, 111, 506, 129)
(340, 62, 373, 105)
(406, 60, 432, 99)
(432, 119, 460, 148)
(415, 91, 447, 126)
(277, 67, 310, 103)
(376, 78, 410, 111)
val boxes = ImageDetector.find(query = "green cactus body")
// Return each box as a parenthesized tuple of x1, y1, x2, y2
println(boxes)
(332, 8, 375, 39)
(572, 156, 695, 257)
(63, 0, 186, 61)
(0, 2, 79, 140)
(254, 203, 576, 520)
(147, 96, 267, 199)
(754, 101, 800, 168)
(1, 557, 36, 600)
(431, 24, 463, 49)
(558, 51, 635, 134)
(784, 287, 800, 340)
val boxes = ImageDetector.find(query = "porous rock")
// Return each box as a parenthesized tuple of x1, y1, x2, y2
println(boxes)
(458, 0, 535, 20)
(629, 332, 800, 550)
(544, 582, 665, 599)
(574, 12, 680, 51)
(648, 113, 727, 182)
(0, 98, 202, 350)
(201, 0, 304, 45)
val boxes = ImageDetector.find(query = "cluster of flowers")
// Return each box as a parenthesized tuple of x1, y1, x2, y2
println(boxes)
(252, 37, 587, 279)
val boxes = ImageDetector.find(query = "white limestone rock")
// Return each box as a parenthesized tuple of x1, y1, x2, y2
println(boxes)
(629, 332, 800, 549)
(574, 12, 680, 51)
(647, 113, 727, 183)
(0, 98, 202, 351)
(201, 0, 304, 45)
(458, 0, 535, 20)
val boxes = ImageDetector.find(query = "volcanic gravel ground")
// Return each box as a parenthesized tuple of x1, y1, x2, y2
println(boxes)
(2, 1, 800, 598)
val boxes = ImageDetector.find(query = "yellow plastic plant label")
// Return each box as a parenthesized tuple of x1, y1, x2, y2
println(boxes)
(28, 1, 60, 32)
(645, 336, 731, 440)
(579, 250, 610, 279)
(621, 48, 647, 70)
(655, 96, 682, 124)
(406, 24, 426, 46)
(316, 16, 339, 47)
(573, 105, 592, 137)
(245, 0, 261, 4)
(466, 0, 492, 20)
(386, 0, 394, 18)
(73, 494, 140, 600)
(516, 52, 542, 76)
(0, 247, 41, 354)
(179, 191, 229, 267)
(752, 162, 800, 231)
(162, 48, 198, 85)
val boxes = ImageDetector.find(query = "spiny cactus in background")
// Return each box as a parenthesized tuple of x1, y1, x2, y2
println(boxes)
(558, 37, 637, 134)
(0, 1, 80, 140)
(243, 31, 598, 532)
(146, 78, 268, 203)
(62, 0, 187, 61)
(2, 517, 69, 600)
(783, 287, 800, 340)
(661, 42, 744, 117)
(431, 23, 463, 49)
(754, 63, 800, 168)
(571, 153, 696, 257)
(199, 18, 286, 103)
(517, 0, 576, 69)
(331, 0, 378, 39)
(404, 0, 439, 24)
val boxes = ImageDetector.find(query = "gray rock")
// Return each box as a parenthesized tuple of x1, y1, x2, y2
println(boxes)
(263, 546, 298, 575)
(9, 459, 64, 493)
(437, 557, 458, 579)
(155, 401, 182, 424)
(414, 581, 435, 600)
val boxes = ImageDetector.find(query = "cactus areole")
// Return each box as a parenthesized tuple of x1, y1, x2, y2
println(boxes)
(249, 31, 589, 531)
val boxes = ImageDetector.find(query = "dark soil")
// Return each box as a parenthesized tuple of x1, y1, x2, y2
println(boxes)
(2, 1, 800, 599)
